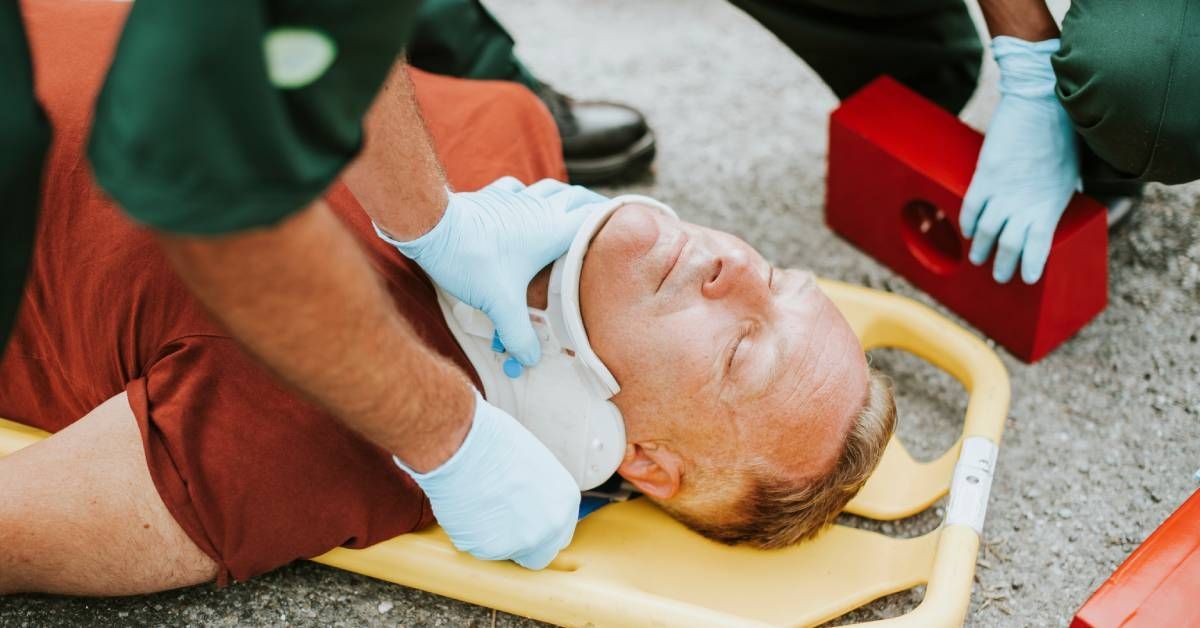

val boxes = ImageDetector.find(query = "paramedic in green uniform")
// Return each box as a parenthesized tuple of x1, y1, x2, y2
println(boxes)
(412, 0, 1200, 284)
(1, 1, 591, 570)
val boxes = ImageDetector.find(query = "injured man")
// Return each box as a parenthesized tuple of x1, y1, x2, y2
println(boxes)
(0, 0, 894, 597)
(465, 192, 896, 547)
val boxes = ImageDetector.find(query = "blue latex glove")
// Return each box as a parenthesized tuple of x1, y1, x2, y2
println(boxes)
(960, 36, 1082, 284)
(395, 391, 580, 569)
(377, 177, 607, 365)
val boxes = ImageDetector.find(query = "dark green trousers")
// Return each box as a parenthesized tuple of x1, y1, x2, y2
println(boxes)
(411, 0, 1200, 184)
(0, 2, 51, 351)
(1054, 0, 1200, 184)
(408, 0, 541, 90)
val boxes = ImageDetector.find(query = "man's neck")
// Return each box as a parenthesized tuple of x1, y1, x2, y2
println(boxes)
(526, 265, 552, 310)
(521, 260, 649, 446)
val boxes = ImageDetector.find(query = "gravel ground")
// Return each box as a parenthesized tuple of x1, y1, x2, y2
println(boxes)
(3, 1, 1198, 626)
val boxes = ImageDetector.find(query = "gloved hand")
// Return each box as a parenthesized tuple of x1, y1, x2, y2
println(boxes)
(395, 390, 581, 569)
(377, 177, 607, 365)
(960, 36, 1081, 285)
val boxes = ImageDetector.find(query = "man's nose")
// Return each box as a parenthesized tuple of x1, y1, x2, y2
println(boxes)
(702, 249, 768, 304)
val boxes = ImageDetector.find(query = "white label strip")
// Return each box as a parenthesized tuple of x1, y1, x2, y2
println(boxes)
(944, 436, 999, 536)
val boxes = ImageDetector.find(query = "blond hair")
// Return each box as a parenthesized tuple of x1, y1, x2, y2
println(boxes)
(660, 367, 896, 548)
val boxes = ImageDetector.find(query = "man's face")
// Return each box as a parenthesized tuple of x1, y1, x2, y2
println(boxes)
(580, 203, 869, 486)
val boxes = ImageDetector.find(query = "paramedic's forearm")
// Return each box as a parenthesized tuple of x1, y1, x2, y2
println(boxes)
(157, 201, 472, 472)
(344, 61, 448, 241)
(979, 0, 1059, 40)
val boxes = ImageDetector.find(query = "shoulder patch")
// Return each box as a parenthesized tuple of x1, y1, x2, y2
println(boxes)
(263, 27, 337, 89)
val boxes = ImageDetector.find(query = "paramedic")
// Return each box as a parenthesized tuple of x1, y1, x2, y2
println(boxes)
(1, 2, 584, 569)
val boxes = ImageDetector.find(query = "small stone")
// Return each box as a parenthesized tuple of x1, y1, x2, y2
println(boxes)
(377, 601, 394, 614)
(1059, 508, 1073, 519)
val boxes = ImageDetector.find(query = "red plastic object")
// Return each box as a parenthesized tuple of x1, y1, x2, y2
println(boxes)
(826, 76, 1108, 362)
(1072, 489, 1200, 628)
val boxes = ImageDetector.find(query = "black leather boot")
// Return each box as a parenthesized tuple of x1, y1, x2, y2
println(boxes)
(534, 83, 655, 185)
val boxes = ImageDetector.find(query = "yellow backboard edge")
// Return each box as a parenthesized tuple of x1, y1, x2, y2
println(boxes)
(0, 280, 1009, 627)
(820, 279, 1009, 627)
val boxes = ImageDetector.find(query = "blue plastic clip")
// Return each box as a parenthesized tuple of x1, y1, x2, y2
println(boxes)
(503, 357, 523, 378)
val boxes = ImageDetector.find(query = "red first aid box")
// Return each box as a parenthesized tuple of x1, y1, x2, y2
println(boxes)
(1072, 489, 1200, 628)
(826, 76, 1108, 362)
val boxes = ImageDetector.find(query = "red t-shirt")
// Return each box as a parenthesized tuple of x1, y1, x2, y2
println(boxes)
(0, 0, 566, 584)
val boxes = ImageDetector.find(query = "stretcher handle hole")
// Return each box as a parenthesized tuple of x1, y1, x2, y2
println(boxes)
(900, 199, 963, 276)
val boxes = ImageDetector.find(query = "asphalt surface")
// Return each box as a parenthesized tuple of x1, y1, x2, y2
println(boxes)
(3, 1, 1198, 626)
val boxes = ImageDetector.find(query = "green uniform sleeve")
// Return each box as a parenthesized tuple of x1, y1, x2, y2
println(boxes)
(89, 0, 417, 235)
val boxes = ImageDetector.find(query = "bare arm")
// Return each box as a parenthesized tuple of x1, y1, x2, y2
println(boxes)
(343, 62, 449, 241)
(156, 58, 483, 472)
(157, 200, 472, 472)
(978, 0, 1059, 40)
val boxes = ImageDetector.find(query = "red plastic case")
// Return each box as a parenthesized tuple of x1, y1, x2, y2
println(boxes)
(826, 76, 1108, 362)
(1072, 489, 1200, 628)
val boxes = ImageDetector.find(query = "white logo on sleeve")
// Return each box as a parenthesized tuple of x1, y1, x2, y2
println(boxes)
(263, 28, 337, 89)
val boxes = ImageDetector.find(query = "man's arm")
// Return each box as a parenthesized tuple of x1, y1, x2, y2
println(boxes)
(158, 201, 473, 473)
(160, 63, 584, 569)
(157, 58, 478, 472)
(342, 63, 449, 241)
(159, 59, 501, 471)
(978, 0, 1059, 40)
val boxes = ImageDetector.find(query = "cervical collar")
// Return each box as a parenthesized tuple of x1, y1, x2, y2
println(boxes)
(436, 195, 678, 490)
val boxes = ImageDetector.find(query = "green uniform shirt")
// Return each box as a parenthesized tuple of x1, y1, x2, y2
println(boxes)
(2, 0, 416, 348)
(91, 0, 418, 234)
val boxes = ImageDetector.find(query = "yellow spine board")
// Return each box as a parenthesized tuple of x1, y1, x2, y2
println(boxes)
(0, 279, 1009, 627)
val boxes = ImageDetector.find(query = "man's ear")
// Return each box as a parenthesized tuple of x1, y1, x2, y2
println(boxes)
(617, 442, 683, 500)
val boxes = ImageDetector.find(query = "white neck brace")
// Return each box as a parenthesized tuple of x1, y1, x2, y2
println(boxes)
(435, 195, 678, 490)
